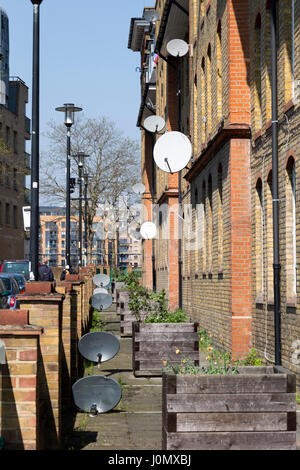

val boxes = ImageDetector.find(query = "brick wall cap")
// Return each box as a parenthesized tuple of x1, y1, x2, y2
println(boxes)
(16, 294, 64, 302)
(0, 324, 43, 335)
(0, 309, 29, 326)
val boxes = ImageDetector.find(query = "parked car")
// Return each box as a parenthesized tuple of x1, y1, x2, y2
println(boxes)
(0, 260, 30, 280)
(0, 278, 9, 309)
(9, 273, 26, 294)
(0, 274, 21, 309)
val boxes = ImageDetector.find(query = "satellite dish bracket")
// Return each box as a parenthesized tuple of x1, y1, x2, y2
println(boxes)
(89, 404, 98, 418)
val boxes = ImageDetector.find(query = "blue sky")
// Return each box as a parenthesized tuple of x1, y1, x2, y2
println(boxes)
(0, 0, 155, 151)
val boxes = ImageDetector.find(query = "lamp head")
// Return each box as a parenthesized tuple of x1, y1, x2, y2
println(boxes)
(31, 0, 43, 4)
(55, 103, 83, 128)
(72, 152, 90, 166)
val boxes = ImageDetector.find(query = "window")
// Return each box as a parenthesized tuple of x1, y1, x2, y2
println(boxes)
(266, 171, 273, 298)
(5, 126, 9, 145)
(218, 165, 223, 270)
(265, 2, 272, 122)
(193, 74, 198, 155)
(13, 168, 17, 190)
(286, 157, 297, 299)
(202, 181, 207, 272)
(5, 203, 10, 225)
(207, 44, 212, 136)
(13, 131, 17, 153)
(207, 174, 213, 272)
(193, 187, 199, 274)
(13, 205, 17, 228)
(255, 179, 263, 296)
(283, 0, 295, 103)
(201, 57, 206, 144)
(217, 22, 223, 123)
(5, 165, 10, 187)
(254, 14, 262, 131)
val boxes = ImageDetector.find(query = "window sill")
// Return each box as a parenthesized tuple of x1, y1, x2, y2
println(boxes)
(253, 129, 262, 144)
(283, 99, 295, 115)
(255, 293, 264, 304)
(286, 296, 297, 308)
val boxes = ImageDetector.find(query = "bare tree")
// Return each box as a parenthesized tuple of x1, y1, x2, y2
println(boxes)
(40, 115, 140, 263)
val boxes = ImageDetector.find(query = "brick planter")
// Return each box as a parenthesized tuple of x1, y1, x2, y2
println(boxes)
(162, 366, 297, 450)
(132, 322, 199, 376)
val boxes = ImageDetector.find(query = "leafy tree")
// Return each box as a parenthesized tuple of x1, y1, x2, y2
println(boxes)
(40, 116, 140, 263)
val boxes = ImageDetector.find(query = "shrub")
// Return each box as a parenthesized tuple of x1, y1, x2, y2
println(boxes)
(240, 348, 263, 366)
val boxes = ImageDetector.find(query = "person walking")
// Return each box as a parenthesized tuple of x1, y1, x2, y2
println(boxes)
(38, 259, 55, 282)
(60, 262, 77, 281)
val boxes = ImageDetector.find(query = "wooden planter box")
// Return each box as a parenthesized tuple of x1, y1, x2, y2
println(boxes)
(162, 366, 297, 450)
(113, 282, 125, 303)
(132, 321, 199, 376)
(116, 288, 128, 315)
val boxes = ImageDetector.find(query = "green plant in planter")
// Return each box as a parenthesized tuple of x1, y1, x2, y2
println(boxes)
(240, 348, 263, 366)
(163, 348, 240, 376)
(128, 283, 153, 321)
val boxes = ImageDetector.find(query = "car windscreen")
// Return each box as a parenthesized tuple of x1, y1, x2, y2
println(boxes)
(2, 262, 29, 278)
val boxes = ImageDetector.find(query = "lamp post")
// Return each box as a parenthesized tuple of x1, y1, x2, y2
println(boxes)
(29, 0, 43, 281)
(71, 153, 90, 268)
(83, 173, 89, 266)
(55, 103, 82, 266)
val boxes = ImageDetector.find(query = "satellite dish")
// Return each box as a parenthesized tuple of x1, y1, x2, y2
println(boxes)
(166, 39, 189, 57)
(91, 292, 113, 311)
(93, 274, 111, 288)
(72, 375, 122, 415)
(133, 183, 146, 195)
(78, 331, 120, 363)
(153, 131, 192, 173)
(93, 287, 110, 296)
(143, 115, 166, 134)
(140, 221, 157, 240)
(143, 10, 159, 23)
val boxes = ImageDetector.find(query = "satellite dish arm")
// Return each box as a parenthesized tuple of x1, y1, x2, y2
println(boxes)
(154, 49, 177, 70)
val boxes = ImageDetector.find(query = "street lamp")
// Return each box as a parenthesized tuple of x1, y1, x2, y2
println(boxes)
(55, 103, 82, 266)
(71, 153, 90, 268)
(29, 0, 43, 281)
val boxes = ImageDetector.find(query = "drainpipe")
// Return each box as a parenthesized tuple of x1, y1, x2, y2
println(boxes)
(177, 60, 183, 310)
(271, 0, 281, 365)
(151, 133, 157, 292)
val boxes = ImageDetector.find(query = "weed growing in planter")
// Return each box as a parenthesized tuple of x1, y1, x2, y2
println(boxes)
(163, 348, 240, 375)
(240, 348, 263, 366)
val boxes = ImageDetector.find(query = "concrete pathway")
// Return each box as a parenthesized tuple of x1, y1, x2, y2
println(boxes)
(66, 306, 163, 450)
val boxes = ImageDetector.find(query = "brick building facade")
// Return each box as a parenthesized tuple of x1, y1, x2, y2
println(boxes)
(129, 1, 300, 380)
(0, 78, 30, 261)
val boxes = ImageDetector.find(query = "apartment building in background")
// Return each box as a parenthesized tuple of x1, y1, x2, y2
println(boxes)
(39, 207, 142, 269)
(0, 6, 30, 261)
(129, 0, 300, 383)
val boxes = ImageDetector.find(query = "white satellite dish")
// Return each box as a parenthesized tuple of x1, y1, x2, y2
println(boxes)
(133, 183, 146, 195)
(166, 39, 189, 57)
(143, 10, 159, 23)
(153, 131, 192, 173)
(140, 221, 157, 240)
(144, 115, 166, 134)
